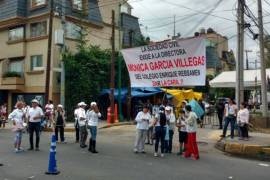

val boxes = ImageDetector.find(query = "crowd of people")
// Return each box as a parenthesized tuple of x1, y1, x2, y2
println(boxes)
(5, 96, 250, 161)
(219, 98, 250, 140)
(7, 99, 67, 153)
(134, 101, 200, 160)
(6, 99, 103, 154)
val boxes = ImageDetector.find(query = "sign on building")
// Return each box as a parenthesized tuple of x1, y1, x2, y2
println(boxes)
(121, 37, 206, 87)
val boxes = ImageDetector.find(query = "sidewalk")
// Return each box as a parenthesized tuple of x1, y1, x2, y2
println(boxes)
(215, 131, 270, 160)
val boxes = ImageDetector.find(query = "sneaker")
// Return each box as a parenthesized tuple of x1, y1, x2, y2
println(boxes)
(27, 147, 34, 151)
(35, 148, 40, 151)
(154, 152, 158, 157)
(18, 148, 24, 152)
(14, 149, 19, 153)
(133, 149, 138, 153)
(161, 153, 164, 158)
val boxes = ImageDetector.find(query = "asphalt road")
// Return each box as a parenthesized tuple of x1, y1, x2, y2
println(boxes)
(0, 125, 269, 180)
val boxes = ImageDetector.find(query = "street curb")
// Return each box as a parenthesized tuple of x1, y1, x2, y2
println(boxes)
(43, 122, 134, 132)
(215, 139, 270, 161)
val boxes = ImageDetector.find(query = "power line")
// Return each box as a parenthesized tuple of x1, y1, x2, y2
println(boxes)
(159, 0, 236, 22)
(184, 0, 224, 36)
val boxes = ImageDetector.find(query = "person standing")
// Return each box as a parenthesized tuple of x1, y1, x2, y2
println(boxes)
(184, 105, 199, 160)
(216, 99, 225, 129)
(134, 105, 151, 154)
(86, 102, 101, 153)
(8, 101, 26, 153)
(45, 100, 54, 128)
(176, 110, 188, 155)
(153, 106, 167, 157)
(221, 98, 237, 139)
(165, 106, 176, 153)
(146, 116, 154, 145)
(237, 102, 249, 140)
(198, 99, 205, 128)
(26, 99, 44, 151)
(77, 102, 88, 148)
(0, 103, 7, 128)
(54, 105, 66, 143)
(74, 104, 80, 143)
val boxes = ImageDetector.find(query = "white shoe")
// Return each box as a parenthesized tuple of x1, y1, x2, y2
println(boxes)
(134, 149, 138, 153)
(154, 152, 158, 157)
(14, 149, 19, 153)
(161, 153, 164, 157)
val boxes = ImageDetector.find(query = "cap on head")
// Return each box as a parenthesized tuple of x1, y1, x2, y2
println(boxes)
(165, 106, 171, 111)
(57, 104, 63, 108)
(31, 99, 39, 104)
(79, 102, 87, 106)
(90, 102, 97, 107)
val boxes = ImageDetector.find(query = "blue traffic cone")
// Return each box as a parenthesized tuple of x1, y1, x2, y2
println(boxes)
(45, 135, 60, 175)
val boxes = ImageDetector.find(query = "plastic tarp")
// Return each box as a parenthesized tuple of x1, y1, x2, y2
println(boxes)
(188, 99, 204, 118)
(162, 88, 203, 107)
(100, 87, 165, 101)
(209, 69, 270, 88)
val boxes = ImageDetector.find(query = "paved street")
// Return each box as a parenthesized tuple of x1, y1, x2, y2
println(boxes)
(0, 125, 269, 180)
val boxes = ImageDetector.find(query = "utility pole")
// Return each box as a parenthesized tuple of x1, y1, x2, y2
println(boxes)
(258, 0, 268, 116)
(60, 0, 66, 107)
(45, 0, 54, 103)
(110, 10, 116, 123)
(236, 0, 245, 109)
(245, 50, 252, 70)
(118, 3, 123, 121)
(127, 31, 133, 121)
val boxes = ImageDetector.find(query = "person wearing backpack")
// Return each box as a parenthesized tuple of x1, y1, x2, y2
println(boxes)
(153, 106, 167, 157)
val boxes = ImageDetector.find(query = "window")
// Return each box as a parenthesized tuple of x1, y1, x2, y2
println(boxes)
(72, 0, 83, 10)
(8, 27, 24, 41)
(9, 60, 24, 74)
(30, 21, 47, 38)
(30, 55, 43, 71)
(31, 0, 46, 7)
(66, 22, 81, 39)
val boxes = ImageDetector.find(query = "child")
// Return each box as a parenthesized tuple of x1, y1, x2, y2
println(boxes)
(8, 101, 26, 153)
(176, 110, 188, 155)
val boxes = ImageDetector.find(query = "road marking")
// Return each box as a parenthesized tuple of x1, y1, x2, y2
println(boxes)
(258, 163, 269, 167)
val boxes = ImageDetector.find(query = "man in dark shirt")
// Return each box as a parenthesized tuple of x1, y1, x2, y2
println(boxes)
(216, 100, 225, 129)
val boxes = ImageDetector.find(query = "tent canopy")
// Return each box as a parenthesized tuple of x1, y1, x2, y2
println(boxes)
(209, 69, 270, 88)
(162, 88, 203, 107)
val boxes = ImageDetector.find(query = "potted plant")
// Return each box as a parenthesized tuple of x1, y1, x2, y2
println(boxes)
(2, 71, 24, 85)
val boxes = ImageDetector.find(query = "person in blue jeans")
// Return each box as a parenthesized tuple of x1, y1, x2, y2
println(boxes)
(153, 106, 167, 157)
(221, 98, 237, 139)
(86, 102, 101, 153)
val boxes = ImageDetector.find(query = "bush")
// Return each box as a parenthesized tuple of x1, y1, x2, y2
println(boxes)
(3, 71, 21, 78)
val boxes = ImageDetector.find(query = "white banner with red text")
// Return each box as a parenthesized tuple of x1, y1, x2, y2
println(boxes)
(121, 37, 206, 87)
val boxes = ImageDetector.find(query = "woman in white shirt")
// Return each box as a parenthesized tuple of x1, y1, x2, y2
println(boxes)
(8, 101, 26, 153)
(134, 105, 151, 154)
(165, 106, 176, 153)
(221, 98, 238, 139)
(237, 102, 249, 140)
(27, 99, 44, 151)
(86, 102, 101, 153)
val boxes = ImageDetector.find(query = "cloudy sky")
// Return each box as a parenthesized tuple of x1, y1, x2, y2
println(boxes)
(129, 0, 270, 68)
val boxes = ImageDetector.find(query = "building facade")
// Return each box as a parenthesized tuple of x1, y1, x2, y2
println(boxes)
(0, 0, 141, 111)
(195, 28, 236, 76)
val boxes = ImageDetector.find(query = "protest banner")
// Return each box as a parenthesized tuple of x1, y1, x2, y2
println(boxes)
(121, 37, 206, 87)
